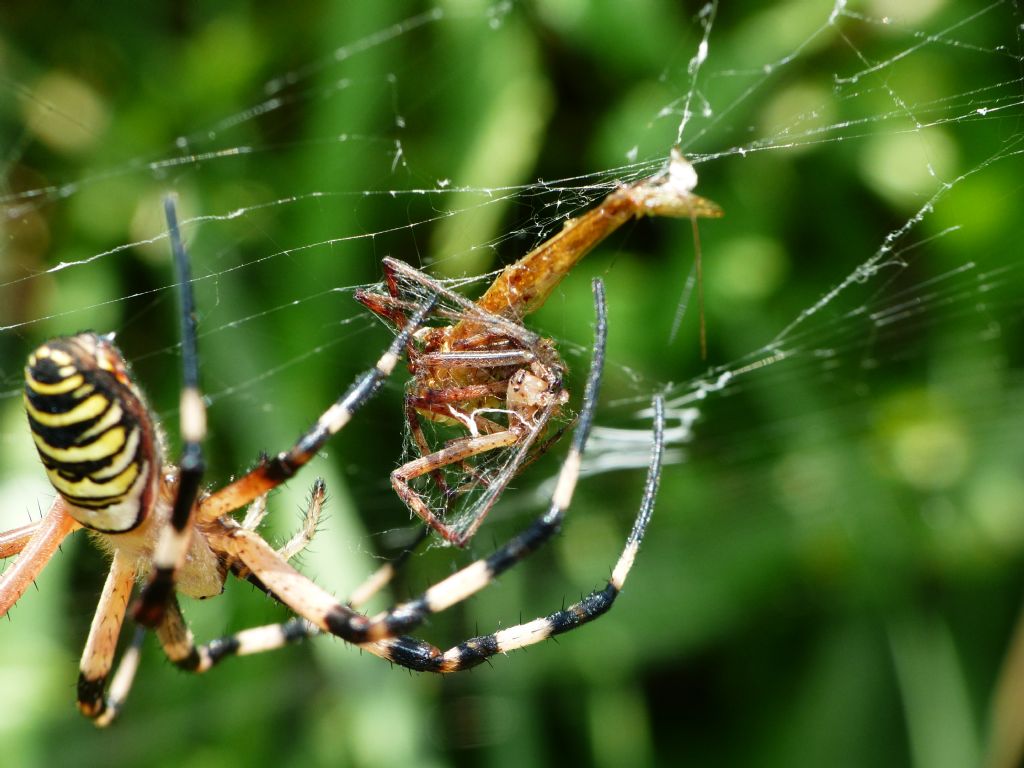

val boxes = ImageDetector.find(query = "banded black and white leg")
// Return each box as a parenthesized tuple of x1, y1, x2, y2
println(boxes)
(133, 196, 208, 627)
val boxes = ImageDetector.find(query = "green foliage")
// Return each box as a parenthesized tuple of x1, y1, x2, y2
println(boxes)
(1, 2, 1022, 766)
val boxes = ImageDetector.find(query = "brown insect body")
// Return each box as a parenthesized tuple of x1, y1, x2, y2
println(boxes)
(357, 150, 721, 545)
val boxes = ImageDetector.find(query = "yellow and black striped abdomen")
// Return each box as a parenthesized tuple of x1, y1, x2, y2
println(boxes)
(24, 334, 155, 533)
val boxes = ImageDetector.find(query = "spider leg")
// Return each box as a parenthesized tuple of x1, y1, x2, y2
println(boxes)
(355, 257, 407, 324)
(142, 593, 296, 678)
(0, 520, 42, 559)
(133, 196, 208, 628)
(345, 525, 429, 608)
(77, 550, 137, 720)
(275, 477, 326, 561)
(207, 279, 606, 648)
(153, 597, 214, 672)
(240, 492, 269, 532)
(0, 498, 80, 616)
(92, 626, 145, 728)
(230, 478, 327, 583)
(195, 294, 437, 523)
(405, 395, 451, 497)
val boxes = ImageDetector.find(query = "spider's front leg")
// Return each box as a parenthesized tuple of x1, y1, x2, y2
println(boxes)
(133, 196, 208, 628)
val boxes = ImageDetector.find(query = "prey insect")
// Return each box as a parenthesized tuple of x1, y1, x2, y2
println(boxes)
(0, 193, 666, 726)
(357, 149, 719, 546)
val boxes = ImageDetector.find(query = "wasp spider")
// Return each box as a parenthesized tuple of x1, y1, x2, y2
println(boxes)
(0, 196, 665, 726)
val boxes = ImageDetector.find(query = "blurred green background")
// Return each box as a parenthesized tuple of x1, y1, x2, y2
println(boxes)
(2, 1, 1023, 766)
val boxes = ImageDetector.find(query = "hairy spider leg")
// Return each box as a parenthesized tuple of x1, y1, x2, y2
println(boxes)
(227, 478, 327, 584)
(0, 499, 81, 615)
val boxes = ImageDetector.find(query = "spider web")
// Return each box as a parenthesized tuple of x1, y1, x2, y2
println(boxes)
(0, 0, 1023, 752)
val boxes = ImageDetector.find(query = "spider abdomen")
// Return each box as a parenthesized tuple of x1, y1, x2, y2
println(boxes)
(24, 334, 159, 533)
